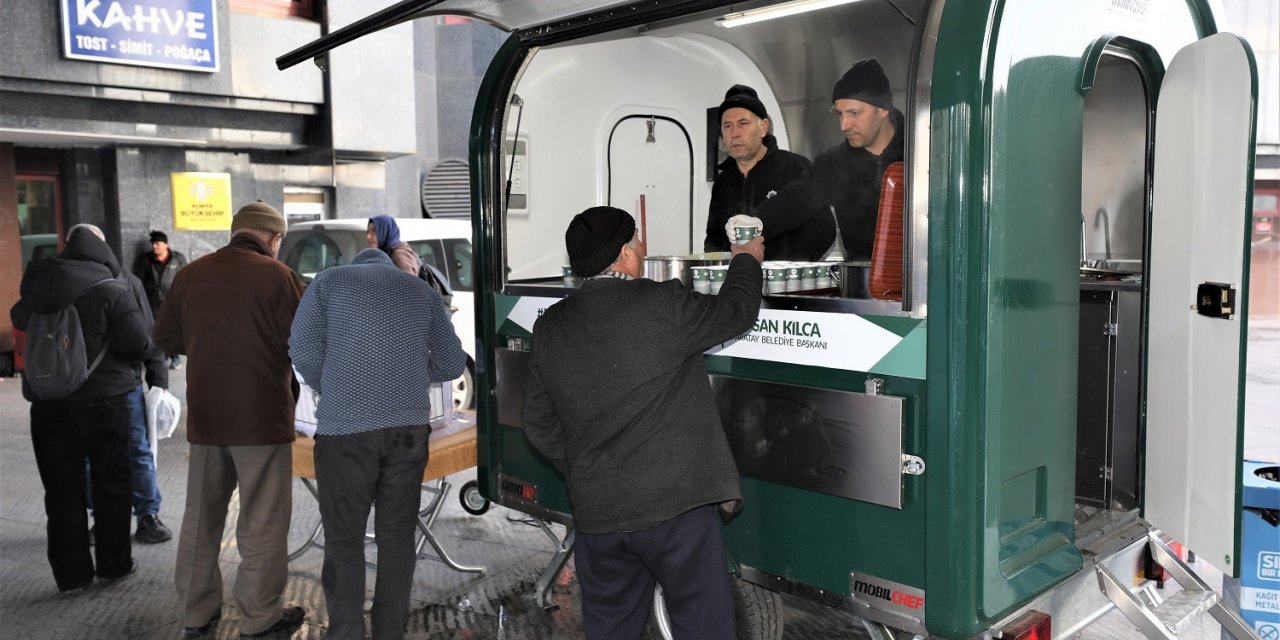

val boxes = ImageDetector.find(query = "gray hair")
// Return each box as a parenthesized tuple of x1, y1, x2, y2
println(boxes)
(66, 223, 105, 242)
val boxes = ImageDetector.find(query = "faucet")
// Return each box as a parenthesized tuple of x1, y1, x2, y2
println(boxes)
(1080, 211, 1088, 267)
(1094, 207, 1112, 267)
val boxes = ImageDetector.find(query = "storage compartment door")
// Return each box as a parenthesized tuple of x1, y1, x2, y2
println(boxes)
(607, 116, 695, 257)
(1145, 33, 1256, 578)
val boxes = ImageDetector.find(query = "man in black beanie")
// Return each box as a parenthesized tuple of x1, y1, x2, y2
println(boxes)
(523, 206, 763, 639)
(726, 58, 904, 263)
(704, 84, 815, 259)
(132, 229, 187, 368)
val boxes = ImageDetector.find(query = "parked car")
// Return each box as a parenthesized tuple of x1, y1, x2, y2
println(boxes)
(278, 218, 476, 409)
(21, 233, 59, 271)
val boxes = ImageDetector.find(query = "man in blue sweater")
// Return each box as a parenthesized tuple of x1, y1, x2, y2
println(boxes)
(288, 248, 465, 640)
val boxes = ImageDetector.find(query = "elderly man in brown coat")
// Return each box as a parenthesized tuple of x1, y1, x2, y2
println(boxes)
(153, 201, 307, 639)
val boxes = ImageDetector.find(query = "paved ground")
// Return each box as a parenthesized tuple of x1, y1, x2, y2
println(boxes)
(0, 296, 1274, 639)
(0, 368, 876, 640)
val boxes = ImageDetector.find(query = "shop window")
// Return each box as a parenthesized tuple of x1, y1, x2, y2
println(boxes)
(284, 188, 329, 224)
(17, 175, 62, 271)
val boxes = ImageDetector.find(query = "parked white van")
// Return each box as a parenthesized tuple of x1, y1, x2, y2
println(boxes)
(279, 218, 476, 409)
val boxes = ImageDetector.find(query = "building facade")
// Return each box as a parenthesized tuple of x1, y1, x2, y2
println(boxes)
(0, 0, 504, 373)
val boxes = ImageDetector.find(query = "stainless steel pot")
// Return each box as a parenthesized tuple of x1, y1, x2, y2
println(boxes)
(643, 252, 732, 286)
(830, 261, 870, 298)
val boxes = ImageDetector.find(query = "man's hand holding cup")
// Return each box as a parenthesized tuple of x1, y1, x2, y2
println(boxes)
(730, 235, 765, 263)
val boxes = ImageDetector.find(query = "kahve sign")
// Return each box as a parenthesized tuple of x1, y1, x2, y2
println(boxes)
(62, 0, 219, 72)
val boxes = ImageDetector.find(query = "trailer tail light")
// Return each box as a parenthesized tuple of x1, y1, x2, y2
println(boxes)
(1002, 610, 1052, 639)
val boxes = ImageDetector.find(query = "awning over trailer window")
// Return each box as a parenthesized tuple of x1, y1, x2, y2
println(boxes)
(276, 0, 649, 70)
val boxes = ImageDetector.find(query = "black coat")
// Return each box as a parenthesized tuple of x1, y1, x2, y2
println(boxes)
(10, 232, 152, 402)
(132, 249, 187, 316)
(753, 109, 905, 261)
(704, 138, 812, 260)
(522, 255, 763, 534)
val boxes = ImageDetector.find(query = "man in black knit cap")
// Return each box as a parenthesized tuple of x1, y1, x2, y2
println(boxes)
(725, 58, 905, 262)
(523, 206, 763, 639)
(704, 84, 813, 259)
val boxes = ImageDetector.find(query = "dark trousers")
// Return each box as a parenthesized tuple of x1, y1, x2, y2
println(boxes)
(575, 504, 735, 640)
(30, 394, 134, 591)
(85, 385, 162, 519)
(314, 425, 431, 640)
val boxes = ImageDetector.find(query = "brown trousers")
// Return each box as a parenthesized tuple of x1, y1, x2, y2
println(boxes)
(174, 443, 292, 634)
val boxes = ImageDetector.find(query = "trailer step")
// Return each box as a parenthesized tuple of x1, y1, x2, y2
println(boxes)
(1093, 531, 1260, 640)
(1151, 590, 1218, 634)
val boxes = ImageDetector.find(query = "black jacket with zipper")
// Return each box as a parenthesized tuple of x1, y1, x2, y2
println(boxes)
(753, 108, 905, 261)
(704, 136, 812, 260)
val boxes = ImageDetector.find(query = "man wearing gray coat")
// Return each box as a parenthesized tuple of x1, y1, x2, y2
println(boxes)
(522, 206, 764, 639)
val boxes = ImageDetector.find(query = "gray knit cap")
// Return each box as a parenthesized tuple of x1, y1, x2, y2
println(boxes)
(230, 200, 287, 235)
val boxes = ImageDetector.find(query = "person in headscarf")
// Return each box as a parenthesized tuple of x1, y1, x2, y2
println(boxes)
(366, 215, 421, 276)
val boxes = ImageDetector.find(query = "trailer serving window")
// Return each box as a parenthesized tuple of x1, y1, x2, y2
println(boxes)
(497, 0, 923, 316)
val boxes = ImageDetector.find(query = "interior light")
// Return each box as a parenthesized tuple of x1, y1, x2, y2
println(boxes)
(716, 0, 863, 28)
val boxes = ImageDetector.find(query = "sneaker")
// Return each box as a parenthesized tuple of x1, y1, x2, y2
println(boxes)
(135, 514, 173, 543)
(239, 606, 304, 638)
(98, 559, 137, 584)
(59, 578, 92, 596)
(184, 611, 222, 638)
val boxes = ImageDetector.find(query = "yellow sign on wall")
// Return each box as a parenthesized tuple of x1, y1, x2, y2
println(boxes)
(171, 172, 232, 231)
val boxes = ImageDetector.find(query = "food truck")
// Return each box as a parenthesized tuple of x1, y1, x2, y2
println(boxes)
(279, 0, 1260, 637)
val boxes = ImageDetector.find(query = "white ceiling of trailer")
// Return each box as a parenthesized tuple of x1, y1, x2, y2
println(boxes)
(407, 0, 638, 31)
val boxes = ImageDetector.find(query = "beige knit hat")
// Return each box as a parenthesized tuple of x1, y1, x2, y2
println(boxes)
(230, 200, 287, 235)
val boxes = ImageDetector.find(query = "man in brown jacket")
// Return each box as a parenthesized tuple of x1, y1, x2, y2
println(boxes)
(153, 201, 306, 639)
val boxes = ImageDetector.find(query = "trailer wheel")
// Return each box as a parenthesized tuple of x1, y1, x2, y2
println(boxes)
(648, 577, 782, 640)
(459, 480, 490, 515)
(452, 361, 475, 410)
(734, 578, 782, 640)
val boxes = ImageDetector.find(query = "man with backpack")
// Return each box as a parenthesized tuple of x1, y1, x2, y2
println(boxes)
(66, 224, 173, 545)
(9, 227, 152, 594)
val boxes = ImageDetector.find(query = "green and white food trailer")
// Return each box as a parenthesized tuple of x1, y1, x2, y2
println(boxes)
(279, 1, 1261, 637)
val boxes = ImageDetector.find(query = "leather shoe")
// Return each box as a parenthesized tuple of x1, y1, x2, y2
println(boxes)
(240, 606, 304, 638)
(183, 611, 221, 638)
(135, 514, 172, 543)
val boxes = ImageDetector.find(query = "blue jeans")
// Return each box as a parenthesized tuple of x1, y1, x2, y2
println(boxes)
(86, 385, 161, 519)
(126, 385, 162, 517)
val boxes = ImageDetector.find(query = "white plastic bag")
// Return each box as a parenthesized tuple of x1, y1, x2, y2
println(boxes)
(145, 386, 182, 440)
(295, 377, 318, 438)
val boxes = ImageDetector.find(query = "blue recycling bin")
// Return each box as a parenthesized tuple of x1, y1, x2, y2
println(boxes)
(1238, 460, 1280, 638)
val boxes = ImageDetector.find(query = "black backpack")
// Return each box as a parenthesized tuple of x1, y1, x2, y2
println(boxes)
(418, 260, 454, 314)
(23, 278, 114, 400)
